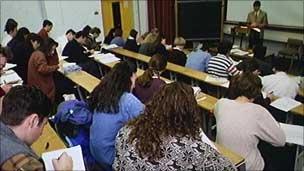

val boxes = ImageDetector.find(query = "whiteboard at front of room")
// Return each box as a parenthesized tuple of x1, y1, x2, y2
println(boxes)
(226, 1, 304, 27)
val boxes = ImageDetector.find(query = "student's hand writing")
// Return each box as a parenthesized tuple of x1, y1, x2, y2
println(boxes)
(52, 152, 73, 171)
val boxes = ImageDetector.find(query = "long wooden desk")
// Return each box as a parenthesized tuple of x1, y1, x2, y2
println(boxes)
(109, 47, 228, 88)
(32, 119, 245, 168)
(107, 48, 304, 117)
(215, 143, 245, 169)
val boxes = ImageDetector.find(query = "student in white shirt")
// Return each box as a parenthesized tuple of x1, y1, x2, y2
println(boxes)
(1, 18, 18, 46)
(56, 29, 75, 56)
(261, 59, 299, 99)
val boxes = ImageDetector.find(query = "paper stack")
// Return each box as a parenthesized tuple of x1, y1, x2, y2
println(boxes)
(94, 53, 121, 64)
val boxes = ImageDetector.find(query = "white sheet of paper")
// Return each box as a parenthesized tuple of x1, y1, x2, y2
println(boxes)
(270, 97, 301, 112)
(253, 28, 261, 32)
(102, 44, 118, 49)
(94, 53, 121, 64)
(58, 56, 68, 61)
(42, 145, 85, 171)
(234, 51, 249, 56)
(200, 130, 218, 151)
(232, 45, 239, 49)
(205, 75, 230, 88)
(262, 91, 267, 99)
(230, 49, 241, 53)
(279, 123, 304, 146)
(192, 86, 201, 95)
(0, 71, 22, 84)
(3, 63, 17, 71)
(164, 79, 172, 84)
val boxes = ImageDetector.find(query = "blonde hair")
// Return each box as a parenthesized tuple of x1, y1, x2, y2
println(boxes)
(174, 37, 186, 46)
(143, 33, 158, 44)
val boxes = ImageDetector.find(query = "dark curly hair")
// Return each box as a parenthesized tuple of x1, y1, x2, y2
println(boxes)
(128, 82, 202, 160)
(88, 61, 137, 113)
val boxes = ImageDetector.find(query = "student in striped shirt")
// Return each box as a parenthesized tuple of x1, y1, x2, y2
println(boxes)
(207, 41, 240, 79)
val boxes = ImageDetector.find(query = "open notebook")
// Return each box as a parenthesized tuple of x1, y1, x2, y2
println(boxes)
(42, 145, 85, 171)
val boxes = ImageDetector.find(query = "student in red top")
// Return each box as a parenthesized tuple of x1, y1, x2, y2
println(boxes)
(38, 20, 53, 39)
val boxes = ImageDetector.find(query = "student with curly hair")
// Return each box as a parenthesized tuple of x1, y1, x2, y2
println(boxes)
(89, 61, 144, 170)
(133, 53, 167, 103)
(114, 82, 236, 171)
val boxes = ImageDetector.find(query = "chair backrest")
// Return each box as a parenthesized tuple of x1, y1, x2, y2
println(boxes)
(287, 38, 303, 49)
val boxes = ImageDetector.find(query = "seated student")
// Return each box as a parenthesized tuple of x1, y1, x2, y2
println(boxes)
(168, 37, 187, 66)
(261, 59, 299, 99)
(186, 42, 211, 72)
(114, 82, 236, 171)
(86, 27, 101, 51)
(207, 41, 240, 79)
(138, 32, 159, 56)
(154, 33, 169, 58)
(215, 72, 285, 171)
(27, 38, 59, 102)
(37, 20, 53, 39)
(110, 28, 125, 47)
(0, 47, 12, 97)
(0, 85, 73, 171)
(133, 54, 167, 103)
(234, 59, 273, 108)
(56, 29, 75, 56)
(103, 28, 115, 45)
(124, 29, 139, 52)
(62, 31, 100, 78)
(1, 18, 18, 46)
(88, 61, 144, 170)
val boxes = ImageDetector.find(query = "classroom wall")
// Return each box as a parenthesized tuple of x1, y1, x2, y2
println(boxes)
(0, 0, 104, 42)
(101, 0, 134, 39)
(132, 0, 149, 36)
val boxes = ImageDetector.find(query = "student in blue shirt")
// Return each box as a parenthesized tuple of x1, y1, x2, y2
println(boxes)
(185, 42, 211, 72)
(110, 28, 125, 47)
(88, 61, 144, 170)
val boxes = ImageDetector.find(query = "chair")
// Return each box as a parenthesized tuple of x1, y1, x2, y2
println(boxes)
(278, 38, 303, 71)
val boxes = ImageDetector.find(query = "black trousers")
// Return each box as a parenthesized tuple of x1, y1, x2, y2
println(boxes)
(249, 29, 263, 49)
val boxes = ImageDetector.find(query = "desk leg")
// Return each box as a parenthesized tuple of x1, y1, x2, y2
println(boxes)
(170, 72, 177, 81)
(294, 145, 304, 170)
(285, 113, 294, 124)
(76, 85, 85, 101)
(240, 34, 244, 49)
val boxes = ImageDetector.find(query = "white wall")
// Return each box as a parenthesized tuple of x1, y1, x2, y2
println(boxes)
(1, 0, 104, 42)
(0, 0, 44, 41)
(133, 0, 149, 36)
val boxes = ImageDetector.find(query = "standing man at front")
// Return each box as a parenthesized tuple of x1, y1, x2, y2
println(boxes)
(247, 0, 268, 49)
